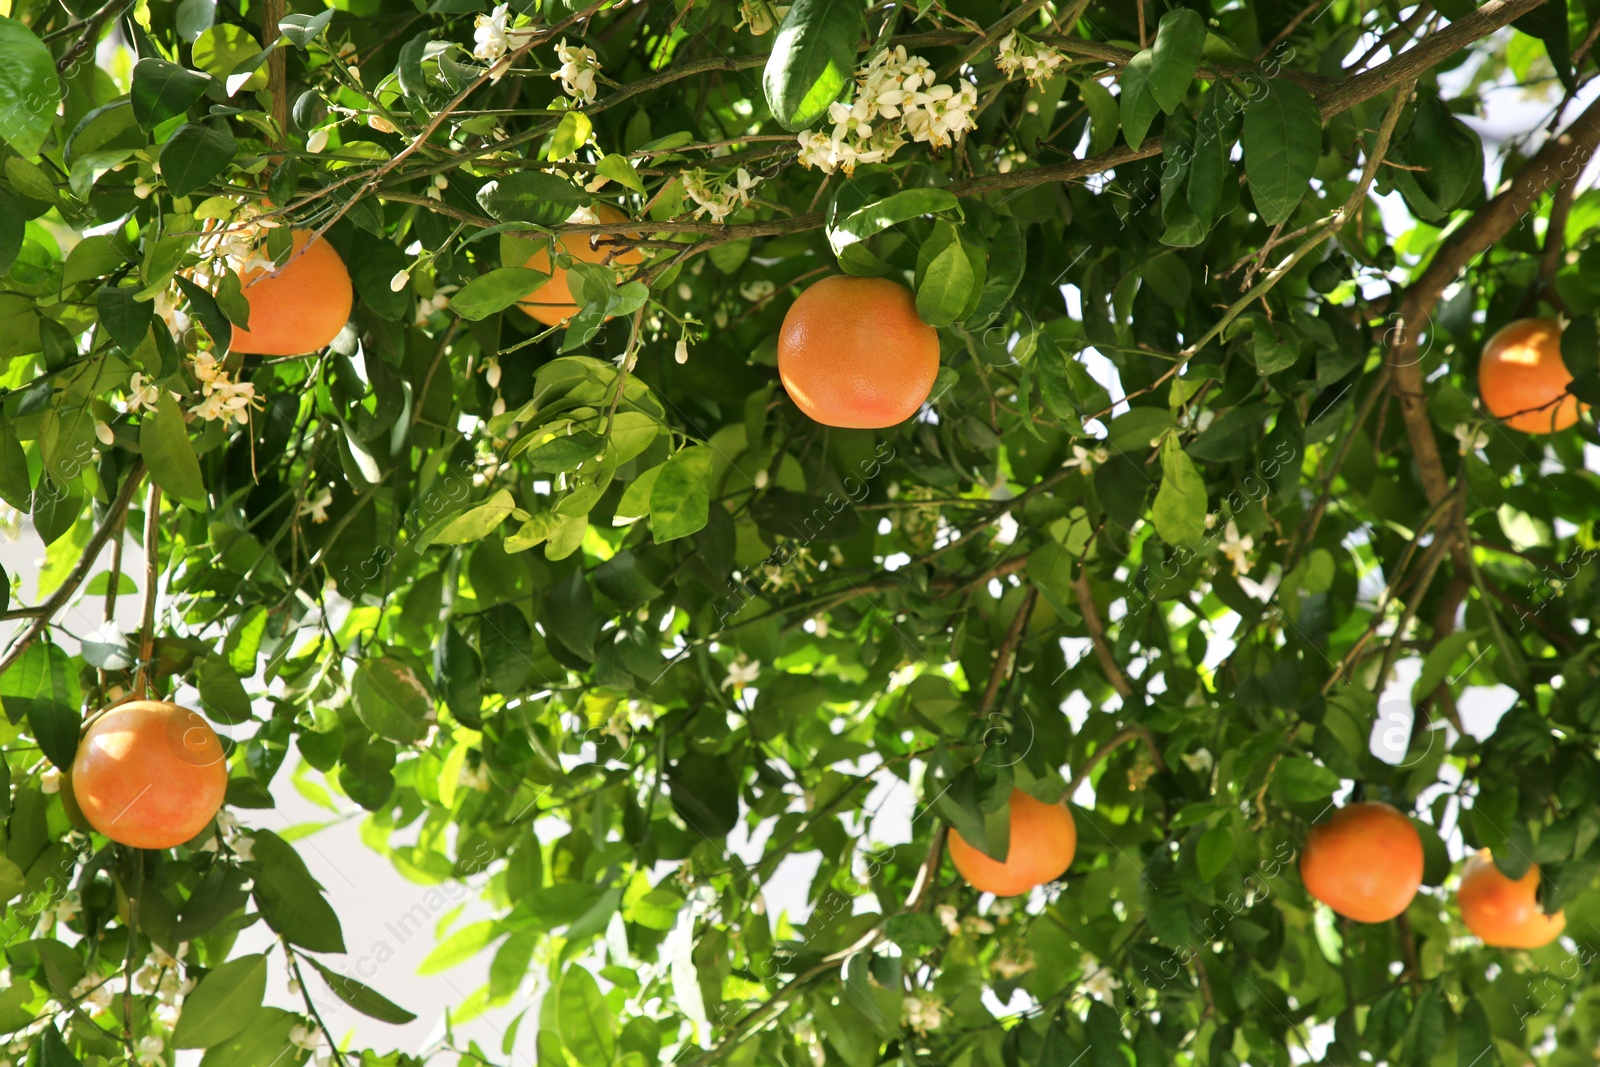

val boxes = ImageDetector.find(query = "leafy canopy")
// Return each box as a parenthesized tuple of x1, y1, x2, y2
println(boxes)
(0, 0, 1598, 1065)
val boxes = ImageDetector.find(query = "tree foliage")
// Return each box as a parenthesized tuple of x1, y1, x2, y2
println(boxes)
(0, 0, 1598, 1064)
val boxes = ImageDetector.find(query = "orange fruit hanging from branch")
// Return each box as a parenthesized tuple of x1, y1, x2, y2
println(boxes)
(1478, 317, 1587, 434)
(778, 275, 940, 429)
(947, 788, 1076, 897)
(516, 204, 644, 327)
(70, 700, 230, 849)
(1299, 800, 1423, 922)
(229, 229, 354, 356)
(1457, 850, 1566, 949)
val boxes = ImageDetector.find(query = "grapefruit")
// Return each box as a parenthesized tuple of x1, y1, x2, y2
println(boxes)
(1300, 801, 1423, 922)
(70, 701, 229, 849)
(1478, 317, 1586, 434)
(777, 275, 940, 428)
(1457, 850, 1566, 949)
(947, 788, 1076, 897)
(516, 204, 644, 326)
(230, 229, 354, 356)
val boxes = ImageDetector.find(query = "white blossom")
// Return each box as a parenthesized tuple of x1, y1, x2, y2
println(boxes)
(1219, 521, 1254, 576)
(674, 338, 689, 364)
(735, 1, 786, 35)
(1070, 443, 1109, 475)
(904, 993, 946, 1034)
(135, 1035, 164, 1067)
(935, 904, 961, 936)
(795, 47, 977, 175)
(474, 4, 535, 81)
(94, 421, 115, 446)
(305, 127, 331, 154)
(991, 947, 1035, 979)
(0, 505, 18, 543)
(1453, 421, 1491, 455)
(681, 167, 762, 223)
(552, 38, 601, 103)
(1079, 954, 1122, 1002)
(1180, 748, 1214, 775)
(721, 656, 761, 691)
(299, 487, 333, 524)
(39, 767, 60, 795)
(232, 834, 256, 862)
(995, 31, 1066, 84)
(390, 269, 411, 292)
(289, 1024, 322, 1052)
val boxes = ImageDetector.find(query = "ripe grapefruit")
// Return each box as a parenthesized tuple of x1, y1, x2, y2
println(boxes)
(777, 275, 940, 429)
(1300, 800, 1423, 922)
(1457, 850, 1566, 949)
(1478, 317, 1586, 434)
(947, 788, 1076, 897)
(70, 700, 229, 849)
(516, 204, 644, 327)
(230, 229, 354, 356)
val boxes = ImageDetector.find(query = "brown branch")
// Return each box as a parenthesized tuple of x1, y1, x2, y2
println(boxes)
(1067, 725, 1166, 796)
(0, 462, 145, 677)
(134, 482, 162, 700)
(1386, 88, 1600, 509)
(980, 587, 1037, 713)
(1073, 568, 1133, 699)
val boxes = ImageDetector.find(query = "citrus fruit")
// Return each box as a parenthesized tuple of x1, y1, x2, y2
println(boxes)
(230, 229, 354, 356)
(516, 204, 644, 327)
(1478, 317, 1586, 434)
(947, 788, 1077, 897)
(1458, 850, 1566, 949)
(70, 700, 229, 849)
(777, 275, 940, 429)
(1299, 800, 1423, 922)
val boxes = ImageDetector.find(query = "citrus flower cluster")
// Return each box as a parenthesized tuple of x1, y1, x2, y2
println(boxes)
(795, 46, 979, 175)
(553, 38, 602, 103)
(682, 167, 763, 222)
(473, 4, 535, 82)
(190, 353, 263, 427)
(995, 30, 1067, 84)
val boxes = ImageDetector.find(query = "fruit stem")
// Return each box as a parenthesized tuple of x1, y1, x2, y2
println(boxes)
(121, 846, 143, 1044)
(135, 483, 162, 701)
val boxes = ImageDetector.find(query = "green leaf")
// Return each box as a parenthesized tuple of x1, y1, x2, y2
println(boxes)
(1242, 81, 1322, 226)
(248, 830, 346, 952)
(828, 188, 962, 255)
(96, 285, 154, 352)
(196, 1007, 297, 1067)
(0, 191, 23, 278)
(198, 654, 252, 725)
(548, 110, 593, 161)
(596, 153, 645, 193)
(0, 16, 59, 158)
(454, 267, 549, 320)
(1153, 435, 1207, 546)
(0, 419, 31, 511)
(303, 958, 418, 1024)
(131, 58, 211, 130)
(1458, 998, 1500, 1067)
(1119, 51, 1162, 150)
(173, 954, 267, 1048)
(430, 489, 517, 546)
(0, 643, 79, 767)
(419, 920, 501, 974)
(141, 393, 207, 508)
(1196, 823, 1233, 882)
(277, 9, 333, 48)
(649, 446, 712, 543)
(527, 431, 605, 474)
(477, 172, 586, 226)
(668, 752, 739, 837)
(1147, 9, 1205, 114)
(1412, 629, 1479, 703)
(159, 122, 238, 198)
(914, 224, 977, 330)
(1080, 79, 1119, 156)
(351, 657, 432, 744)
(1276, 757, 1341, 802)
(30, 1025, 78, 1067)
(556, 965, 616, 1064)
(762, 0, 863, 131)
(191, 24, 267, 91)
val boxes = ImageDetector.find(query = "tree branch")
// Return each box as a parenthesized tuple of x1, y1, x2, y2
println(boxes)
(0, 463, 146, 678)
(1386, 89, 1600, 508)
(1073, 568, 1133, 699)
